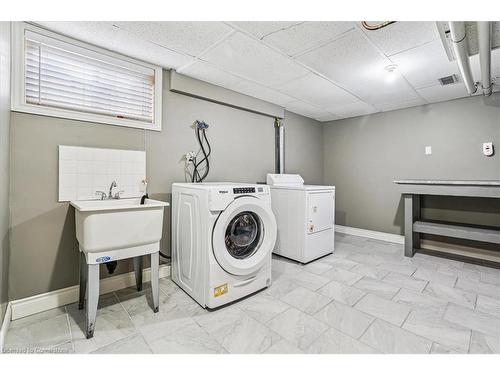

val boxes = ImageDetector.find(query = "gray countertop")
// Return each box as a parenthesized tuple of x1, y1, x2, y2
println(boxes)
(394, 179, 500, 198)
(394, 179, 500, 186)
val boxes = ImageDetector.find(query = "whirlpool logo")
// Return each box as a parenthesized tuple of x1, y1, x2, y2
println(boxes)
(218, 190, 229, 194)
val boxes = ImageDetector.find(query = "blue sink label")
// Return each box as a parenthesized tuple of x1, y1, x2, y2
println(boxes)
(96, 256, 111, 263)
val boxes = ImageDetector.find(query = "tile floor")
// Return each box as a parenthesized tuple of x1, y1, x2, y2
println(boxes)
(3, 234, 500, 354)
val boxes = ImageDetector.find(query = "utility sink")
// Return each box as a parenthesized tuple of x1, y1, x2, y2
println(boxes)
(71, 198, 169, 255)
(70, 197, 169, 339)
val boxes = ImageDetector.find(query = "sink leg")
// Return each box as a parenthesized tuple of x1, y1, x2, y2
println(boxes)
(133, 256, 143, 291)
(151, 251, 159, 313)
(78, 252, 87, 310)
(86, 263, 99, 339)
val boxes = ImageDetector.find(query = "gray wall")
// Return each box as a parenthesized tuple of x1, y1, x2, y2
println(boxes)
(323, 94, 500, 235)
(9, 114, 144, 300)
(0, 22, 11, 323)
(284, 111, 324, 185)
(8, 70, 323, 300)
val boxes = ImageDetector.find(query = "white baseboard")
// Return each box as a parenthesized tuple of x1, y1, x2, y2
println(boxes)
(335, 225, 404, 244)
(0, 302, 12, 352)
(10, 264, 171, 321)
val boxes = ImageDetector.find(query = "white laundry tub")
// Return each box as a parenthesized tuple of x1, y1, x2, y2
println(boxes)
(70, 197, 169, 339)
(71, 198, 168, 254)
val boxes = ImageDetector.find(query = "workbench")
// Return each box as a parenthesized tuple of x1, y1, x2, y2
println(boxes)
(394, 179, 500, 258)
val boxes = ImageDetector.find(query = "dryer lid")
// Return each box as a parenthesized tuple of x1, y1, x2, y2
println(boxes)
(266, 173, 304, 187)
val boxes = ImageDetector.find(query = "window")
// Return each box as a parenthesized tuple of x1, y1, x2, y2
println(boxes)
(12, 23, 162, 131)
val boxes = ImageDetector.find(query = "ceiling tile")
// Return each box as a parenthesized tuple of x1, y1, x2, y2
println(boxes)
(229, 21, 302, 39)
(326, 101, 378, 118)
(285, 100, 330, 119)
(277, 73, 359, 108)
(177, 61, 243, 89)
(230, 79, 297, 106)
(360, 21, 440, 56)
(263, 21, 355, 56)
(36, 22, 193, 69)
(417, 83, 471, 103)
(201, 32, 309, 87)
(374, 97, 427, 112)
(297, 29, 420, 105)
(390, 39, 459, 89)
(315, 113, 342, 122)
(114, 21, 233, 57)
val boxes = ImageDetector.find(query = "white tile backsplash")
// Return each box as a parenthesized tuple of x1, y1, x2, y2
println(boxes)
(58, 146, 146, 202)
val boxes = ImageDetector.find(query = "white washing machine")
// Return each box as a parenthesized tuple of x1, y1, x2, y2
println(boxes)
(171, 182, 276, 309)
(267, 174, 335, 263)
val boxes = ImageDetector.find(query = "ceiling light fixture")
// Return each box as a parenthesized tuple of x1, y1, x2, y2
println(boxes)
(384, 64, 398, 83)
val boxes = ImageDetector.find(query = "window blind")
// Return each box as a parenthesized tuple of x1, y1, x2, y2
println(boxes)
(25, 33, 156, 123)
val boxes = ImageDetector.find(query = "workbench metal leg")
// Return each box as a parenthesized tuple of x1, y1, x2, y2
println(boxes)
(150, 251, 160, 313)
(86, 264, 99, 339)
(133, 256, 143, 291)
(404, 194, 420, 257)
(78, 252, 87, 310)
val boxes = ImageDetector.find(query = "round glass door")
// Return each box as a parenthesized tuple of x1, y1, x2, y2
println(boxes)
(212, 196, 276, 276)
(224, 211, 263, 259)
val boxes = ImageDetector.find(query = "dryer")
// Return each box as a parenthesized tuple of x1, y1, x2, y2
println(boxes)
(171, 183, 276, 308)
(267, 174, 335, 263)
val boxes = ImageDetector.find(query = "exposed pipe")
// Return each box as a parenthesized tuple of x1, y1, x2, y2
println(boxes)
(448, 21, 477, 95)
(274, 118, 285, 174)
(477, 21, 493, 96)
(361, 21, 396, 31)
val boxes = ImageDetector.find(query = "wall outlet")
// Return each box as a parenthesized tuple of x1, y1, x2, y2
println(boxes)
(483, 142, 494, 156)
(425, 146, 432, 155)
(185, 151, 196, 162)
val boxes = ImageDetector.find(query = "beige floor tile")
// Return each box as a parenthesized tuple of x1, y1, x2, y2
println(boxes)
(314, 300, 374, 339)
(307, 327, 379, 354)
(383, 272, 428, 292)
(353, 276, 400, 299)
(267, 307, 328, 350)
(393, 288, 448, 315)
(195, 307, 280, 353)
(317, 280, 366, 306)
(423, 282, 476, 309)
(403, 309, 471, 353)
(322, 268, 363, 285)
(92, 334, 152, 354)
(280, 286, 331, 315)
(360, 319, 432, 354)
(444, 303, 500, 338)
(5, 314, 71, 351)
(235, 292, 289, 323)
(475, 294, 499, 318)
(355, 293, 410, 326)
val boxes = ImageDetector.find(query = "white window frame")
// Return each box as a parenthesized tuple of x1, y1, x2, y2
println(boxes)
(11, 22, 163, 131)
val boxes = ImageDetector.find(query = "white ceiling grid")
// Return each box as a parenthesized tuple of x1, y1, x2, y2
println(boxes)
(35, 21, 498, 122)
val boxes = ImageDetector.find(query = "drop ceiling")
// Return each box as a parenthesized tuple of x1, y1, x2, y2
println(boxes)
(35, 21, 500, 122)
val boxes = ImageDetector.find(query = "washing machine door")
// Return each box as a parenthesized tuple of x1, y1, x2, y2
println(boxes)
(212, 196, 276, 276)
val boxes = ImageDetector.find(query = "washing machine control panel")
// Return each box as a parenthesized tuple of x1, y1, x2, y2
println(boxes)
(233, 187, 256, 194)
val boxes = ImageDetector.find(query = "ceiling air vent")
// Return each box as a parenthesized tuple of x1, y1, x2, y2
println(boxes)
(438, 74, 459, 86)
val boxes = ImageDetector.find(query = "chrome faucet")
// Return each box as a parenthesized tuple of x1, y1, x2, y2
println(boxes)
(95, 181, 125, 201)
(107, 181, 124, 199)
(95, 191, 107, 200)
(108, 181, 117, 199)
(95, 181, 124, 200)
